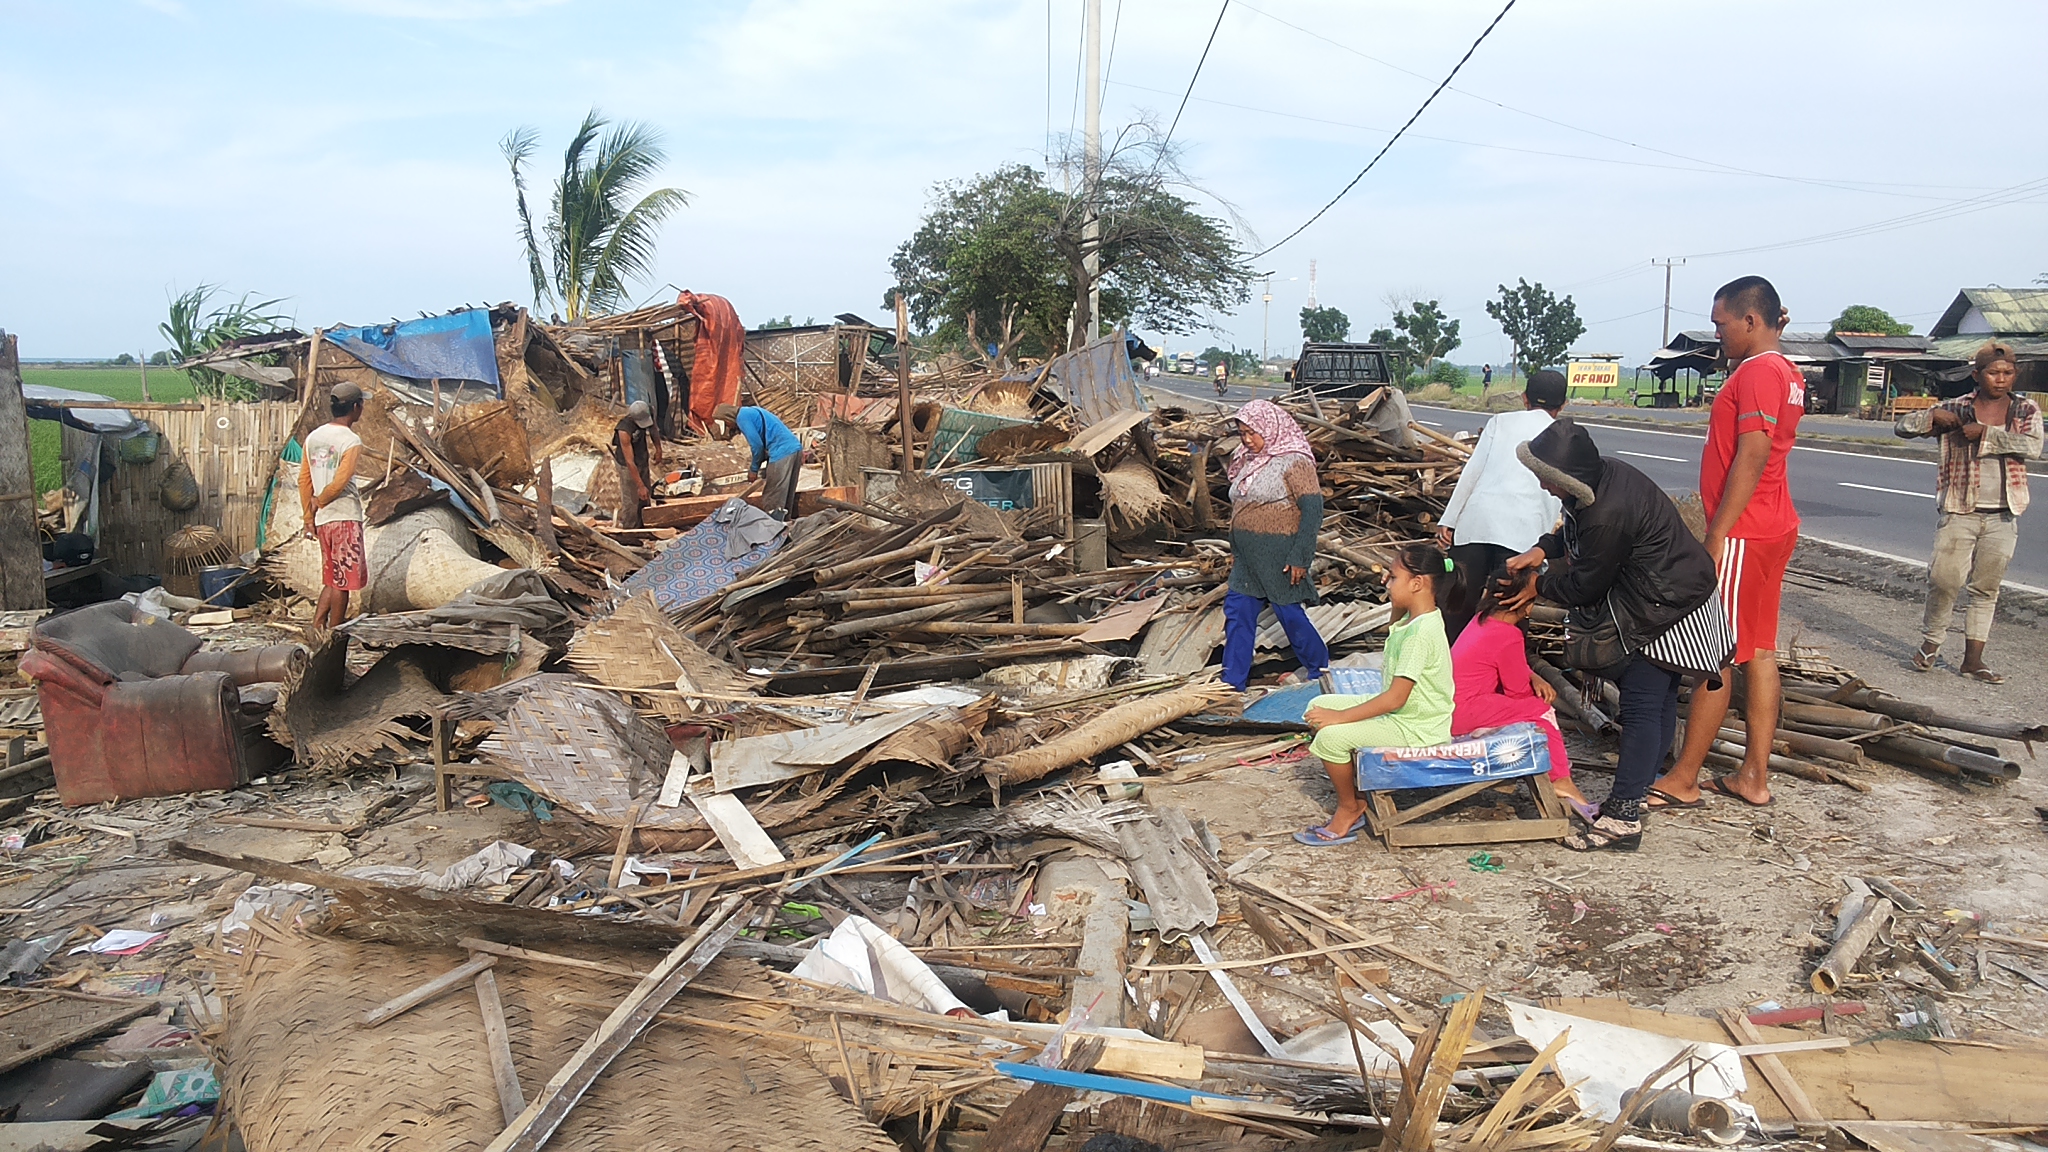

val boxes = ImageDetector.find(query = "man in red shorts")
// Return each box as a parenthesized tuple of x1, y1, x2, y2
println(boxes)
(299, 382, 369, 629)
(1649, 276, 1801, 809)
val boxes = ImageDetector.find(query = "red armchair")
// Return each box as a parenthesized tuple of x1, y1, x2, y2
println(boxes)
(22, 601, 297, 806)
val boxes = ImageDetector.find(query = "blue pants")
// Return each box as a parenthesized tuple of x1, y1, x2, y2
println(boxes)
(1613, 656, 1681, 805)
(1221, 590, 1330, 690)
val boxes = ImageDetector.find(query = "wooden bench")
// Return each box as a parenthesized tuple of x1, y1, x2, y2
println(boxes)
(1362, 772, 1571, 848)
(1885, 395, 1939, 421)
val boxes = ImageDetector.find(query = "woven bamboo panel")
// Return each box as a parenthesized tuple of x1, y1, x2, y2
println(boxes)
(206, 926, 896, 1152)
(564, 591, 755, 694)
(66, 398, 300, 578)
(742, 328, 844, 397)
(484, 683, 699, 830)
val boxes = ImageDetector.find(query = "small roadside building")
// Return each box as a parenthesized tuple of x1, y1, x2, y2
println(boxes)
(1927, 287, 2048, 395)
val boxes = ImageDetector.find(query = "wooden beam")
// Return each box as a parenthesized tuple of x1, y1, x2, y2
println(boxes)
(482, 896, 751, 1152)
(1716, 1007, 1824, 1127)
(0, 336, 45, 612)
(359, 955, 497, 1027)
(474, 964, 525, 1126)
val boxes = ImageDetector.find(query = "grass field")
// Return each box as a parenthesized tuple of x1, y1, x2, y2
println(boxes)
(20, 365, 199, 495)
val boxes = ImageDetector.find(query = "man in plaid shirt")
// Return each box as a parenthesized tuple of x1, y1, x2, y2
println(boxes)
(1896, 340, 2043, 681)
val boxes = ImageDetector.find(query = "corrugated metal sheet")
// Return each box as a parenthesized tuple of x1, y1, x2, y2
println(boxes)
(1833, 334, 1931, 352)
(1932, 288, 2048, 339)
(1040, 330, 1148, 428)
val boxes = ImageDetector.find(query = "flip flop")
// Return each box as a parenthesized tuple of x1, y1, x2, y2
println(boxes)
(1642, 787, 1704, 812)
(1962, 667, 2006, 684)
(1567, 797, 1602, 822)
(1911, 646, 1938, 672)
(1700, 776, 1774, 808)
(1293, 815, 1367, 846)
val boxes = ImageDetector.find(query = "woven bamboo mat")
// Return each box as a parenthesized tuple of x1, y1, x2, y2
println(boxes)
(271, 637, 451, 773)
(483, 682, 704, 832)
(206, 926, 894, 1152)
(564, 591, 756, 695)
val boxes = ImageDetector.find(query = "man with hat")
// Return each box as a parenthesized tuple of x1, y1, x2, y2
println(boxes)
(714, 402, 803, 520)
(1897, 340, 2042, 681)
(612, 400, 664, 529)
(298, 382, 368, 629)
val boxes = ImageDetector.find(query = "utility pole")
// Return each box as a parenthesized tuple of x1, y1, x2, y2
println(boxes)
(1306, 259, 1318, 310)
(1261, 273, 1274, 363)
(1652, 257, 1685, 348)
(1082, 0, 1102, 344)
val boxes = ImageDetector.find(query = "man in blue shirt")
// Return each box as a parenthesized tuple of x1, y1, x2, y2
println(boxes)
(714, 402, 803, 519)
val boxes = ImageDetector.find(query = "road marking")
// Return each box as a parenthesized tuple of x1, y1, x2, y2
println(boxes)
(1415, 419, 1441, 426)
(1800, 534, 2048, 597)
(1615, 450, 1686, 463)
(1837, 482, 1934, 500)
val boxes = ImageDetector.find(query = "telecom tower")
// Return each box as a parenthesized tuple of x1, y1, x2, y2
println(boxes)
(1306, 260, 1318, 310)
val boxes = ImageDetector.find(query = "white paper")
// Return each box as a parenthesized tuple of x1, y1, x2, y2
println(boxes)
(1507, 1003, 1746, 1122)
(71, 929, 166, 955)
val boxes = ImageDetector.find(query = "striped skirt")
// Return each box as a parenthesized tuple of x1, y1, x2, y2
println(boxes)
(1638, 594, 1736, 679)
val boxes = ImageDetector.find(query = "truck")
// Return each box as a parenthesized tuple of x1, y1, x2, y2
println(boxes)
(1173, 351, 1197, 375)
(1288, 342, 1395, 400)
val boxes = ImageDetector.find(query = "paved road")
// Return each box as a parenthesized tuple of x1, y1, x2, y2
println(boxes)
(1149, 379, 2046, 590)
(1406, 403, 2048, 592)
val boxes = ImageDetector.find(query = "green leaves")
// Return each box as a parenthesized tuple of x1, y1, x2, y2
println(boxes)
(503, 110, 690, 322)
(1485, 279, 1584, 376)
(1828, 304, 1912, 337)
(1299, 305, 1351, 343)
(160, 284, 290, 400)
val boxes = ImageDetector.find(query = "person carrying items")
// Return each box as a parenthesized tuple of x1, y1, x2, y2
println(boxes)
(612, 400, 664, 529)
(1293, 542, 1456, 846)
(298, 382, 369, 630)
(1503, 417, 1733, 852)
(1897, 340, 2042, 682)
(1649, 276, 1801, 810)
(1451, 564, 1590, 818)
(1219, 400, 1330, 693)
(1436, 368, 1567, 640)
(714, 402, 803, 521)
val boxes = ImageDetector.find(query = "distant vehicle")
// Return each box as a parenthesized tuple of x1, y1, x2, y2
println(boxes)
(1174, 351, 1196, 374)
(1290, 341, 1395, 401)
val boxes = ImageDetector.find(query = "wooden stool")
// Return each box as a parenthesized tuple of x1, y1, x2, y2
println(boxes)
(432, 709, 513, 811)
(1362, 771, 1570, 848)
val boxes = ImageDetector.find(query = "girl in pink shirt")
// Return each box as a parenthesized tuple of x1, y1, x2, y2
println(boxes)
(1451, 567, 1591, 817)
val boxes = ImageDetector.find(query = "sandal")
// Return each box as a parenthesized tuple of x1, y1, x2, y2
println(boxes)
(1293, 815, 1367, 846)
(1911, 645, 1938, 672)
(1643, 787, 1705, 812)
(1562, 814, 1642, 852)
(1962, 667, 2006, 684)
(1700, 776, 1774, 807)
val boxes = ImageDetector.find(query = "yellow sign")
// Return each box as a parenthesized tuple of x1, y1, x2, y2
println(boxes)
(1567, 361, 1621, 390)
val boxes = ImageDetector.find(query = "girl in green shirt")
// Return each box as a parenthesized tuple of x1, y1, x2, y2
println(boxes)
(1294, 542, 1456, 846)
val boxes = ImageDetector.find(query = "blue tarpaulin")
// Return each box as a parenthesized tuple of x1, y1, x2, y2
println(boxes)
(323, 309, 501, 392)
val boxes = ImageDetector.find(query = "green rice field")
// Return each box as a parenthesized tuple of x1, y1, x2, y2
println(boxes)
(20, 365, 197, 495)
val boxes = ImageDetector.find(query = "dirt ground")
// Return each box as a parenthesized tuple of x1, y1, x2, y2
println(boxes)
(1151, 543, 2048, 1038)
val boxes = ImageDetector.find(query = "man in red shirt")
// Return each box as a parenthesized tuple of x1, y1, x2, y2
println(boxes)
(1649, 276, 1801, 809)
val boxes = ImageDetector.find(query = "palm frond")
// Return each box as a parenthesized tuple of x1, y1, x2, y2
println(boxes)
(587, 187, 689, 316)
(501, 126, 552, 310)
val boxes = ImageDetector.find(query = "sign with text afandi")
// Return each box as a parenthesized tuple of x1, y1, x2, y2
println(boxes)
(1567, 361, 1621, 389)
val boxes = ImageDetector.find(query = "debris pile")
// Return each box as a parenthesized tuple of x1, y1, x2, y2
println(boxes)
(2, 321, 2044, 1150)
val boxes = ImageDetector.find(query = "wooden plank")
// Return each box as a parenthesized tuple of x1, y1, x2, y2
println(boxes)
(1717, 1007, 1825, 1125)
(460, 937, 646, 980)
(474, 964, 525, 1126)
(1375, 779, 1496, 829)
(709, 729, 837, 793)
(687, 789, 786, 869)
(983, 1036, 1105, 1152)
(656, 750, 690, 808)
(359, 955, 497, 1027)
(772, 706, 939, 767)
(1384, 817, 1568, 848)
(607, 802, 644, 889)
(0, 336, 45, 611)
(482, 896, 750, 1152)
(0, 990, 154, 1076)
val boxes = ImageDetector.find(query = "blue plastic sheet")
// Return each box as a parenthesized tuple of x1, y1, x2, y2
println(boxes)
(323, 308, 501, 391)
(1355, 721, 1552, 791)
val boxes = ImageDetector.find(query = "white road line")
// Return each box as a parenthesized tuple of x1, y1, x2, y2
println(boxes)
(1837, 482, 1935, 500)
(1615, 450, 1686, 463)
(1415, 419, 1442, 426)
(1801, 534, 2048, 597)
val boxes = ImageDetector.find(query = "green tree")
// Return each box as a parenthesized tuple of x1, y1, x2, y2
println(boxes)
(146, 350, 173, 366)
(502, 110, 690, 322)
(1485, 279, 1585, 376)
(887, 129, 1252, 361)
(1299, 305, 1350, 343)
(1368, 325, 1416, 382)
(111, 353, 135, 366)
(1827, 304, 1912, 337)
(1198, 345, 1260, 375)
(1392, 299, 1461, 371)
(159, 284, 290, 400)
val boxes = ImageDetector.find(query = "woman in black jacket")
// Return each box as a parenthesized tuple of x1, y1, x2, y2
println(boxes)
(1502, 417, 1734, 851)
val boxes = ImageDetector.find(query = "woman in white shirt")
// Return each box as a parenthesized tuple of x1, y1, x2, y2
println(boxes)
(1435, 370, 1566, 641)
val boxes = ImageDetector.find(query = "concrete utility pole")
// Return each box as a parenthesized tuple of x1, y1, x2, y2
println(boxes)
(1082, 0, 1102, 344)
(1652, 257, 1686, 348)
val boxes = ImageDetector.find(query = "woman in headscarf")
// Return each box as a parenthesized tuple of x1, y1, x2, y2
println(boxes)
(1221, 400, 1331, 691)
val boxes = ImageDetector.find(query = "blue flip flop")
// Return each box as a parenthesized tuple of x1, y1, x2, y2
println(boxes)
(1294, 815, 1367, 846)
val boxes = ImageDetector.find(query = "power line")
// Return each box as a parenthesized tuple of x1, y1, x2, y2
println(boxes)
(1679, 176, 2048, 259)
(1165, 0, 1231, 146)
(1233, 0, 1991, 200)
(1255, 0, 1518, 258)
(1101, 0, 1125, 105)
(1045, 0, 1053, 163)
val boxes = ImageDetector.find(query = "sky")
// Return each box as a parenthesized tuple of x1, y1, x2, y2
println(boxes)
(4, 0, 2045, 365)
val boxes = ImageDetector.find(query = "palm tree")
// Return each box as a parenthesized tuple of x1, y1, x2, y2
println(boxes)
(502, 110, 690, 323)
(160, 284, 289, 399)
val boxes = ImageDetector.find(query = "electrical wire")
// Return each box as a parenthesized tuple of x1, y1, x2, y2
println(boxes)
(1679, 175, 2048, 259)
(1255, 0, 1518, 258)
(1045, 0, 1054, 163)
(1101, 0, 1125, 108)
(1165, 0, 1231, 146)
(1233, 0, 1993, 199)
